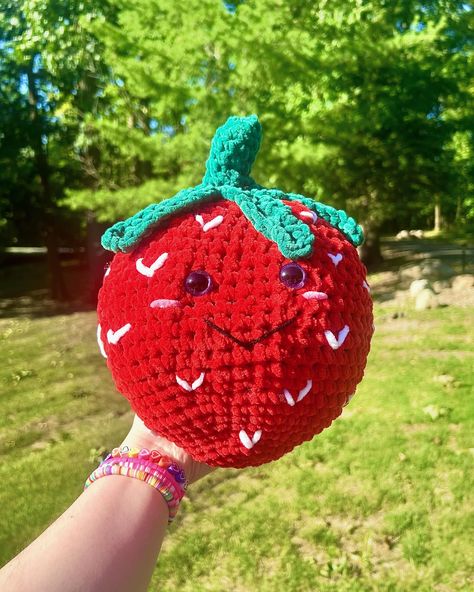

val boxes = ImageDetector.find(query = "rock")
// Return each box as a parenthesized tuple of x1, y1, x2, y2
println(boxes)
(415, 288, 439, 310)
(399, 264, 424, 281)
(433, 374, 455, 387)
(432, 279, 451, 293)
(410, 279, 431, 297)
(419, 259, 455, 280)
(451, 274, 474, 291)
(423, 405, 448, 420)
(393, 290, 410, 304)
(400, 260, 454, 282)
(409, 229, 425, 239)
(396, 230, 410, 240)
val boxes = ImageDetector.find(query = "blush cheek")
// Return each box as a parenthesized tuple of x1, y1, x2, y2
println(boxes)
(302, 291, 328, 301)
(150, 299, 181, 309)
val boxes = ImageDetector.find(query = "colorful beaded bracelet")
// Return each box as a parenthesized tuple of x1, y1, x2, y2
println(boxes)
(103, 446, 188, 490)
(84, 446, 187, 522)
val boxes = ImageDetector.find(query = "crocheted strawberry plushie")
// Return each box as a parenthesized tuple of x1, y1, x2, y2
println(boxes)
(97, 115, 373, 468)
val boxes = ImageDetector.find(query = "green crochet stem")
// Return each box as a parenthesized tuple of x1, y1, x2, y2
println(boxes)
(102, 115, 364, 258)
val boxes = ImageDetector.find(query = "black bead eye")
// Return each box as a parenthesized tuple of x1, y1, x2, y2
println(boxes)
(184, 270, 213, 296)
(279, 262, 307, 289)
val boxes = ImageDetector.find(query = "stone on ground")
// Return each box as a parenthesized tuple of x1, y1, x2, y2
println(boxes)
(419, 259, 455, 280)
(396, 230, 410, 240)
(451, 274, 474, 291)
(409, 279, 431, 297)
(400, 259, 455, 282)
(415, 288, 439, 310)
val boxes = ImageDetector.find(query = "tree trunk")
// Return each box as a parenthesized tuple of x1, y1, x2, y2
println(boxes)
(434, 195, 441, 233)
(358, 223, 383, 267)
(27, 59, 68, 301)
(86, 212, 112, 305)
(455, 196, 462, 224)
(43, 212, 68, 301)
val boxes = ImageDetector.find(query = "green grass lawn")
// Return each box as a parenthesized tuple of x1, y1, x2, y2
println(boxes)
(0, 302, 473, 591)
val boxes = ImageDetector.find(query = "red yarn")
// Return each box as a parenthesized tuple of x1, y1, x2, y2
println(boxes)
(97, 199, 373, 468)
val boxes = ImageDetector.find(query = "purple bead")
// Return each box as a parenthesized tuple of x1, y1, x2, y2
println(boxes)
(279, 262, 307, 289)
(184, 270, 212, 296)
(167, 463, 180, 477)
(167, 463, 186, 483)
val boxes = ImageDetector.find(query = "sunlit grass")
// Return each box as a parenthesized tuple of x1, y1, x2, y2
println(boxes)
(0, 303, 472, 591)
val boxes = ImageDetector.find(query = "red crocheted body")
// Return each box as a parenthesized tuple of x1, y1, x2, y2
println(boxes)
(97, 198, 373, 468)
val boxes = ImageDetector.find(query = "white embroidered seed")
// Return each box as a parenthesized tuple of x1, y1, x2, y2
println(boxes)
(300, 210, 318, 223)
(104, 266, 111, 278)
(283, 379, 313, 406)
(136, 253, 168, 278)
(96, 325, 107, 358)
(195, 214, 224, 232)
(175, 372, 205, 392)
(107, 323, 132, 345)
(324, 325, 350, 350)
(328, 253, 343, 266)
(302, 291, 328, 301)
(150, 299, 180, 309)
(362, 280, 371, 292)
(239, 429, 262, 450)
(344, 392, 356, 407)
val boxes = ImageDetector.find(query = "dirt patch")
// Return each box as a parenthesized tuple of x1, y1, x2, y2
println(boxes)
(436, 285, 474, 308)
(293, 511, 410, 579)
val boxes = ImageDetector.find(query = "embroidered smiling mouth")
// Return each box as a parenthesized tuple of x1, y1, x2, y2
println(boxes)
(204, 314, 298, 349)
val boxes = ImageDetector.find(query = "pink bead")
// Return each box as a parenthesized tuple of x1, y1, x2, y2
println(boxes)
(150, 450, 162, 463)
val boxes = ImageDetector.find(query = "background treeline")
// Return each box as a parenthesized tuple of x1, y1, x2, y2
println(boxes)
(1, 0, 473, 294)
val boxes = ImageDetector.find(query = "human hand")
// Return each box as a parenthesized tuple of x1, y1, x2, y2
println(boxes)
(120, 414, 215, 485)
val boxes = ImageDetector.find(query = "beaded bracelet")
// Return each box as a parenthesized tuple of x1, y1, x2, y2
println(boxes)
(84, 446, 187, 522)
(105, 446, 187, 490)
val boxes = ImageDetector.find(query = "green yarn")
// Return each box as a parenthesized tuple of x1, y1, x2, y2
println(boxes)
(202, 115, 262, 189)
(102, 115, 364, 256)
(101, 185, 218, 253)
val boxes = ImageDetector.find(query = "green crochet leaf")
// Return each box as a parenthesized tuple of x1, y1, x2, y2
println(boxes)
(101, 185, 218, 253)
(269, 190, 364, 248)
(220, 186, 315, 259)
(101, 115, 364, 255)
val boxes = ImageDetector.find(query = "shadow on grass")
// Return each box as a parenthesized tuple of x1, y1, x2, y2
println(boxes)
(0, 259, 96, 319)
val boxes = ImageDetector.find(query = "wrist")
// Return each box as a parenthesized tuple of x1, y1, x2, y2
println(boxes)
(120, 414, 215, 485)
(85, 446, 187, 522)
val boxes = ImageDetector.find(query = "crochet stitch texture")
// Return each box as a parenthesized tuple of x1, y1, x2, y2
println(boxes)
(98, 115, 373, 468)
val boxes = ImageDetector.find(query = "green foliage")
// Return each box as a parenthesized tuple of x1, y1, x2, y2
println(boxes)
(1, 1, 473, 247)
(100, 115, 364, 258)
(0, 0, 112, 245)
(62, 0, 473, 236)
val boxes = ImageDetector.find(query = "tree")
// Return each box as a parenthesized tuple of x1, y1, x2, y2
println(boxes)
(65, 1, 473, 264)
(2, 0, 469, 269)
(0, 0, 112, 298)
